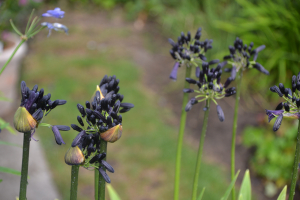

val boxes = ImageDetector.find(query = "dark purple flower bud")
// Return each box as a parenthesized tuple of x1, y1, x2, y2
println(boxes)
(55, 125, 70, 131)
(292, 75, 297, 84)
(297, 99, 300, 108)
(77, 104, 86, 117)
(275, 102, 283, 110)
(297, 81, 300, 91)
(183, 88, 194, 93)
(89, 154, 101, 164)
(32, 108, 44, 121)
(170, 62, 180, 80)
(217, 61, 228, 69)
(270, 85, 283, 97)
(199, 54, 207, 61)
(284, 103, 290, 112)
(278, 83, 285, 93)
(229, 46, 235, 54)
(119, 108, 131, 113)
(32, 84, 38, 92)
(52, 126, 65, 145)
(99, 167, 111, 183)
(57, 100, 67, 105)
(21, 81, 27, 99)
(208, 82, 213, 89)
(223, 55, 232, 60)
(287, 88, 292, 99)
(26, 91, 39, 110)
(185, 98, 197, 112)
(216, 105, 225, 122)
(187, 31, 191, 42)
(85, 101, 90, 109)
(195, 67, 200, 78)
(231, 66, 237, 80)
(266, 109, 284, 122)
(168, 38, 176, 47)
(101, 160, 114, 173)
(224, 77, 233, 88)
(255, 45, 266, 53)
(71, 124, 83, 132)
(253, 63, 269, 75)
(273, 114, 283, 132)
(297, 72, 300, 82)
(72, 130, 86, 147)
(208, 59, 219, 65)
(120, 102, 134, 109)
(292, 83, 297, 93)
(42, 7, 65, 18)
(186, 78, 197, 84)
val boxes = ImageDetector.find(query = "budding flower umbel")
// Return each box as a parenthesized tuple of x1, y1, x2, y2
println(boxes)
(13, 81, 69, 144)
(184, 61, 236, 122)
(168, 28, 214, 81)
(266, 72, 300, 131)
(223, 38, 269, 76)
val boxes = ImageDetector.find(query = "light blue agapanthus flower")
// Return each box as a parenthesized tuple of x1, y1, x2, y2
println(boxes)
(42, 7, 65, 19)
(41, 22, 68, 37)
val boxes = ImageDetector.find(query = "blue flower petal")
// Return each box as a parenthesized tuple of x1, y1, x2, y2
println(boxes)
(170, 62, 180, 80)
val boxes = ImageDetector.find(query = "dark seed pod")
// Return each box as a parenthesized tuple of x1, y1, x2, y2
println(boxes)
(77, 116, 84, 126)
(71, 124, 83, 132)
(216, 105, 225, 122)
(101, 160, 114, 173)
(273, 114, 283, 132)
(99, 167, 111, 183)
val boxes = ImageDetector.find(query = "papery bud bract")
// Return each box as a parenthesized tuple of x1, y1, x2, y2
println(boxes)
(65, 146, 85, 165)
(100, 124, 122, 143)
(14, 107, 37, 132)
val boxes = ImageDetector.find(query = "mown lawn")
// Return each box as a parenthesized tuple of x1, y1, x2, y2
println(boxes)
(21, 8, 229, 200)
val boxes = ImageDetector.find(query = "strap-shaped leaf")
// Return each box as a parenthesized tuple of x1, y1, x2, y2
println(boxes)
(276, 186, 287, 200)
(0, 166, 21, 176)
(238, 170, 251, 200)
(197, 187, 206, 200)
(221, 170, 240, 200)
(107, 184, 121, 200)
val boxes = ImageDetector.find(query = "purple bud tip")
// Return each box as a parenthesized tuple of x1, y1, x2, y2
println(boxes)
(170, 62, 180, 80)
(273, 114, 283, 132)
(216, 105, 225, 122)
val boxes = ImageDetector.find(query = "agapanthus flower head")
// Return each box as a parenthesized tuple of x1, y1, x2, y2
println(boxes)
(223, 37, 269, 77)
(42, 7, 65, 19)
(184, 61, 236, 121)
(168, 28, 214, 80)
(65, 75, 134, 183)
(41, 22, 68, 37)
(266, 72, 300, 131)
(13, 81, 68, 144)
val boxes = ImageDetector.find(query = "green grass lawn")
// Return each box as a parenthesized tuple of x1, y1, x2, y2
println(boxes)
(20, 8, 229, 200)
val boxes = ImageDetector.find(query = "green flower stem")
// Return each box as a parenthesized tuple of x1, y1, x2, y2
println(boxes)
(173, 66, 192, 200)
(19, 131, 31, 200)
(95, 163, 99, 200)
(191, 99, 210, 200)
(231, 70, 243, 200)
(98, 139, 107, 200)
(0, 39, 26, 76)
(288, 118, 300, 200)
(70, 165, 79, 200)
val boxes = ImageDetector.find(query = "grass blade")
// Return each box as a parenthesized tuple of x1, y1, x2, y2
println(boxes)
(221, 170, 240, 200)
(107, 184, 121, 200)
(238, 170, 251, 200)
(276, 186, 287, 200)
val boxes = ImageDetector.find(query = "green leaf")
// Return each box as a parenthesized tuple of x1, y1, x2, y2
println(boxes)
(221, 170, 240, 200)
(238, 170, 251, 200)
(38, 123, 51, 128)
(107, 184, 121, 200)
(0, 140, 22, 147)
(197, 187, 205, 200)
(0, 166, 21, 176)
(0, 179, 2, 183)
(276, 186, 287, 200)
(0, 118, 16, 135)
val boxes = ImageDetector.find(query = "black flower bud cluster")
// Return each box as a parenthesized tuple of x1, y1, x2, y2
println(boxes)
(223, 37, 269, 75)
(66, 75, 134, 183)
(14, 81, 69, 145)
(168, 28, 214, 80)
(90, 153, 114, 183)
(184, 61, 236, 122)
(266, 72, 300, 131)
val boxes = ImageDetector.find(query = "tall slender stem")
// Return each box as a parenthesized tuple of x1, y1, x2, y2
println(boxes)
(174, 66, 192, 200)
(95, 163, 99, 200)
(19, 131, 31, 200)
(70, 165, 79, 200)
(288, 119, 300, 200)
(191, 99, 210, 200)
(231, 70, 243, 200)
(0, 39, 25, 76)
(98, 139, 107, 200)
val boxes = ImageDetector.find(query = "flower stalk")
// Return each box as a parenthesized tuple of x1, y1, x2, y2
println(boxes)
(288, 118, 300, 200)
(70, 165, 79, 200)
(94, 163, 99, 200)
(19, 131, 31, 200)
(231, 70, 243, 200)
(191, 99, 210, 200)
(173, 65, 191, 200)
(98, 139, 107, 200)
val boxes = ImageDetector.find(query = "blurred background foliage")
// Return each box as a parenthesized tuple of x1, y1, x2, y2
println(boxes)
(2, 0, 300, 198)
